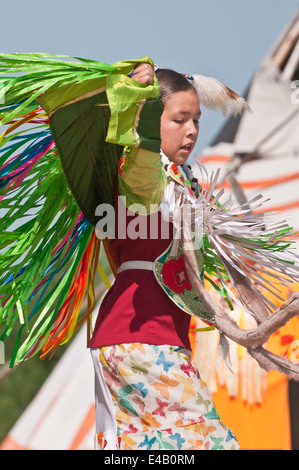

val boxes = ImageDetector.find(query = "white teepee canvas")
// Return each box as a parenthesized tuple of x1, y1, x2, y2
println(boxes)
(1, 322, 96, 450)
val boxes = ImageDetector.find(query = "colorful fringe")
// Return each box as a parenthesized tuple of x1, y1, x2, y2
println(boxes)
(194, 162, 299, 314)
(0, 54, 116, 367)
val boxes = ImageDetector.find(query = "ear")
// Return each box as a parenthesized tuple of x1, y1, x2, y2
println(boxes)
(192, 75, 251, 116)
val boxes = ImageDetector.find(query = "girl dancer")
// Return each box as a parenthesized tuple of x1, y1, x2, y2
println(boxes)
(90, 63, 241, 451)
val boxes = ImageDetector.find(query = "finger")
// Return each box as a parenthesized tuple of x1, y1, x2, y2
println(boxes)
(134, 63, 152, 74)
(136, 72, 154, 84)
(129, 63, 154, 84)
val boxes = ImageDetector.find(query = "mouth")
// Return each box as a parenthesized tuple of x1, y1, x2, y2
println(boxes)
(180, 143, 193, 152)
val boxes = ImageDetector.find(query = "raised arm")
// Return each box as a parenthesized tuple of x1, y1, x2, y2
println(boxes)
(106, 62, 166, 214)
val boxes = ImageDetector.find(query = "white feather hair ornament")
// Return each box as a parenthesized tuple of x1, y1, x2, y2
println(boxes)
(191, 74, 251, 116)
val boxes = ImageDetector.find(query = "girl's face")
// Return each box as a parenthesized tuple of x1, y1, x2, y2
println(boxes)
(160, 89, 201, 166)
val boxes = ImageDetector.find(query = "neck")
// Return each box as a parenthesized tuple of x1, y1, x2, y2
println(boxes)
(160, 150, 199, 198)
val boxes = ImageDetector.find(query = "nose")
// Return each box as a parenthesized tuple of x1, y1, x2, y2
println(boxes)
(186, 119, 198, 138)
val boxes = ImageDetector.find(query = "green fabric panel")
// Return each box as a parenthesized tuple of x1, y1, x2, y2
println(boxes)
(118, 146, 166, 214)
(111, 56, 154, 74)
(49, 90, 123, 226)
(105, 72, 161, 148)
(42, 56, 162, 225)
(37, 76, 107, 115)
(37, 56, 155, 116)
(136, 97, 163, 153)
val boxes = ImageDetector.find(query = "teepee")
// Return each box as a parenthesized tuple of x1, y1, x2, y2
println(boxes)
(192, 8, 299, 450)
(0, 318, 96, 450)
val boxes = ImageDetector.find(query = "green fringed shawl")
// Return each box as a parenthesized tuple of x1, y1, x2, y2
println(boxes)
(0, 54, 162, 366)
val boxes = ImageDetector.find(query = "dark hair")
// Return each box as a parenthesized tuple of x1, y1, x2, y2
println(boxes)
(156, 68, 196, 103)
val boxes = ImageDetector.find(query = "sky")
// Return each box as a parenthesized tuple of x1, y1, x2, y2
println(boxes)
(1, 0, 299, 154)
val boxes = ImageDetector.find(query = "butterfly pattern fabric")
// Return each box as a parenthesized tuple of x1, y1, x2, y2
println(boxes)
(94, 343, 239, 450)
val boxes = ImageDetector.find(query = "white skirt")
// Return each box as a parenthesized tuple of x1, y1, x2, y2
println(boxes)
(91, 343, 240, 450)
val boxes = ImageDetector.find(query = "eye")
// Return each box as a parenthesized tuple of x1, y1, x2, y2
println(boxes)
(174, 119, 184, 124)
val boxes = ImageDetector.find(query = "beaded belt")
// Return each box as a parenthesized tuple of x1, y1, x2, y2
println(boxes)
(118, 260, 154, 273)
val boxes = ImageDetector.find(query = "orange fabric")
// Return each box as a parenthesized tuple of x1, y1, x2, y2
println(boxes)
(212, 371, 291, 450)
(199, 154, 299, 191)
(69, 404, 95, 450)
(0, 436, 29, 450)
(200, 155, 231, 164)
(190, 279, 299, 450)
(219, 170, 299, 190)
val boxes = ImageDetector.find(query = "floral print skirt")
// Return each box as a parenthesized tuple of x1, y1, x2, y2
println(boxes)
(90, 343, 240, 450)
